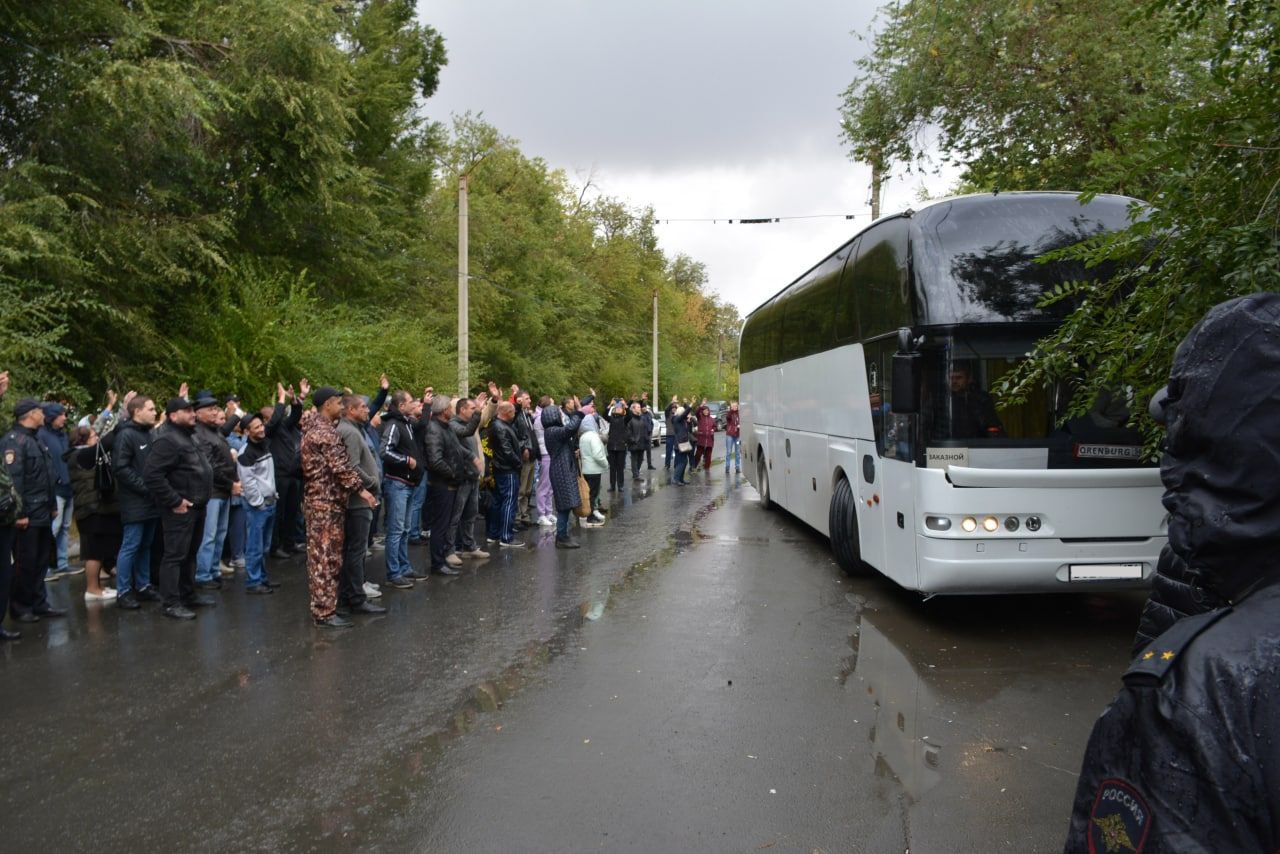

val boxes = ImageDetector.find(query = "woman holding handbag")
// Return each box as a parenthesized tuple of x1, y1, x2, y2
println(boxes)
(577, 415, 608, 526)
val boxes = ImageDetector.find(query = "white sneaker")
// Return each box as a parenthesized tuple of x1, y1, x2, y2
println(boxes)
(591, 511, 606, 522)
(499, 540, 522, 549)
(465, 548, 491, 558)
(539, 515, 555, 526)
(219, 561, 236, 576)
(84, 588, 117, 601)
(363, 581, 382, 599)
(581, 519, 604, 528)
(445, 553, 463, 567)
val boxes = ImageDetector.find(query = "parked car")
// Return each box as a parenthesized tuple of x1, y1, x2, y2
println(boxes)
(651, 411, 667, 446)
(708, 401, 728, 431)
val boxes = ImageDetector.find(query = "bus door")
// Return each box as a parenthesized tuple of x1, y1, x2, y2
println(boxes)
(766, 367, 788, 508)
(879, 456, 919, 588)
(859, 341, 919, 585)
(854, 438, 887, 572)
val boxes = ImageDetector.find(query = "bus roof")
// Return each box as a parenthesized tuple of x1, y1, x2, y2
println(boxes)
(742, 191, 1144, 323)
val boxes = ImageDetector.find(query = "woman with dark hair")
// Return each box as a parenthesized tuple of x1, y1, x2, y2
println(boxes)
(67, 425, 122, 602)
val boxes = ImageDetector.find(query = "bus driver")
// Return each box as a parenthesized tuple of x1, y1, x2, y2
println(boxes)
(940, 362, 1002, 439)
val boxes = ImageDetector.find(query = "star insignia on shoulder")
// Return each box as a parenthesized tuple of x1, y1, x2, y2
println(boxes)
(1141, 651, 1155, 661)
(1161, 650, 1175, 660)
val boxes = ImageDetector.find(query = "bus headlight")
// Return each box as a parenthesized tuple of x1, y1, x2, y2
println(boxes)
(925, 515, 951, 531)
(1025, 515, 1042, 532)
(982, 516, 1000, 533)
(961, 516, 978, 533)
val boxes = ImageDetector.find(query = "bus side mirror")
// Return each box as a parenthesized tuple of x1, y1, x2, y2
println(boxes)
(892, 352, 920, 414)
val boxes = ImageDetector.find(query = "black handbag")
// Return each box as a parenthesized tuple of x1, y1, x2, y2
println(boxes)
(94, 441, 116, 499)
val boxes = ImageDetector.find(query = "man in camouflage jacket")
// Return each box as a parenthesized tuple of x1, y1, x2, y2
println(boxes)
(300, 388, 375, 628)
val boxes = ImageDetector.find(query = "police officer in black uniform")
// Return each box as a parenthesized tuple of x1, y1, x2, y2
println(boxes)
(143, 397, 215, 621)
(2, 397, 67, 624)
(1064, 293, 1280, 852)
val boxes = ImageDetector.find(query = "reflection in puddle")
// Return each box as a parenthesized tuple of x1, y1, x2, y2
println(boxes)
(849, 609, 943, 803)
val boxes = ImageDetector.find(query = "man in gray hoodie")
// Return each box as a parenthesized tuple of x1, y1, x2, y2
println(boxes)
(336, 395, 385, 616)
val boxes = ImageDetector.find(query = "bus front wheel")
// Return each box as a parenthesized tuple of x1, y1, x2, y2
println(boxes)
(756, 454, 773, 510)
(829, 477, 870, 576)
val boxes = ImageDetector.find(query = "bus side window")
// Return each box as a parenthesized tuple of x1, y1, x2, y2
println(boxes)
(853, 218, 911, 340)
(836, 238, 861, 343)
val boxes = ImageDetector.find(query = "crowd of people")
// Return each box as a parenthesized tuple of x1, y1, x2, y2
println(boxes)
(0, 367, 739, 635)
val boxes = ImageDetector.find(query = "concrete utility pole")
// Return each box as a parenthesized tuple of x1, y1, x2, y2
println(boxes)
(652, 289, 659, 409)
(870, 153, 883, 221)
(716, 332, 724, 393)
(457, 173, 469, 397)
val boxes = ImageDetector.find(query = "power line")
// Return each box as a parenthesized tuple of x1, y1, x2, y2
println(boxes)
(652, 212, 873, 225)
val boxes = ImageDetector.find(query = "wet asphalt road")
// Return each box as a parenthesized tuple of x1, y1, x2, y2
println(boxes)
(0, 436, 1145, 852)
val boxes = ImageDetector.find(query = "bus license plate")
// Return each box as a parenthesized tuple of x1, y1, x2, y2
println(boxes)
(1069, 563, 1143, 581)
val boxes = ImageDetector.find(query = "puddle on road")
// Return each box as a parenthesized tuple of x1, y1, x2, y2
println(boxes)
(302, 493, 731, 843)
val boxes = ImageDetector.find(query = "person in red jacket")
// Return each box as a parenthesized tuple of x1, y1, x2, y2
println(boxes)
(693, 403, 716, 472)
(724, 401, 740, 474)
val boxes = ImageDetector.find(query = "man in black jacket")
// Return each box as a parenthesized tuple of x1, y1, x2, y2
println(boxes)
(1, 398, 66, 623)
(379, 390, 426, 586)
(267, 380, 307, 557)
(144, 398, 215, 620)
(192, 392, 241, 590)
(111, 396, 163, 609)
(424, 395, 466, 577)
(486, 402, 524, 547)
(1064, 294, 1280, 852)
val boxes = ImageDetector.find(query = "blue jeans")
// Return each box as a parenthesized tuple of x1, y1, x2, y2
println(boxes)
(724, 435, 741, 471)
(486, 472, 519, 543)
(195, 497, 231, 581)
(556, 508, 572, 540)
(664, 435, 675, 467)
(51, 495, 73, 573)
(244, 503, 276, 588)
(383, 478, 414, 579)
(116, 520, 156, 595)
(408, 472, 429, 539)
(674, 449, 690, 483)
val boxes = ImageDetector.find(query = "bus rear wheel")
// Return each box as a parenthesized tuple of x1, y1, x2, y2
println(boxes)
(830, 477, 870, 576)
(757, 454, 773, 510)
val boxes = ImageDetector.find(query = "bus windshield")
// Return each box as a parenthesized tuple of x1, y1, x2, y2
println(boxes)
(912, 330, 1147, 469)
(911, 194, 1140, 325)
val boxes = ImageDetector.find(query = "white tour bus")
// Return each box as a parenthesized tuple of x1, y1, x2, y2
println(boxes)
(739, 192, 1165, 595)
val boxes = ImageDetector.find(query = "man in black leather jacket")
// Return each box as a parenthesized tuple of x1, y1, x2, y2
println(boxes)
(143, 398, 215, 620)
(1064, 294, 1280, 852)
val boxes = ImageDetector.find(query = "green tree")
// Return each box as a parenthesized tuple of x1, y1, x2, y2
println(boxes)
(840, 0, 1218, 194)
(997, 0, 1280, 444)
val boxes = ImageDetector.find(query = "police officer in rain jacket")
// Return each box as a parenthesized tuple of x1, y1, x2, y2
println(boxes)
(1064, 294, 1280, 853)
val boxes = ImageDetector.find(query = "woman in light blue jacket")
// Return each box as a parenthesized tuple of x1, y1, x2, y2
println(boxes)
(578, 415, 608, 525)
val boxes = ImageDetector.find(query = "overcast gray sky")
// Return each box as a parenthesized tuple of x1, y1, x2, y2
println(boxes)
(418, 0, 955, 316)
